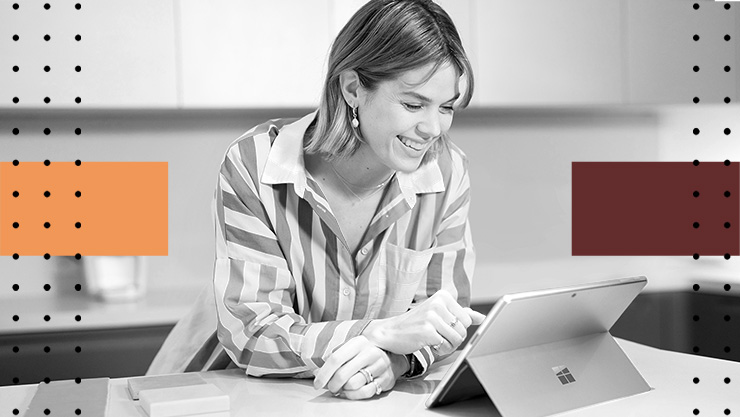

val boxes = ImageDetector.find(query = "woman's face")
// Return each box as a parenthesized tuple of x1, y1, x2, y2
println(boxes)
(356, 62, 460, 173)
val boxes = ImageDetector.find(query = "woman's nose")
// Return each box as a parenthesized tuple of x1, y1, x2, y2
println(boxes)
(417, 111, 442, 139)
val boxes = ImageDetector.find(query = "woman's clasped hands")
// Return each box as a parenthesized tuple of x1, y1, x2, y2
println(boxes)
(314, 290, 486, 400)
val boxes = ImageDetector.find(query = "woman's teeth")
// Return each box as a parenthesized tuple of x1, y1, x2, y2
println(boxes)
(398, 136, 422, 151)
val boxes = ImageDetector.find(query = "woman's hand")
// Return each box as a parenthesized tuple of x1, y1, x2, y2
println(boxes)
(361, 290, 486, 356)
(314, 336, 408, 400)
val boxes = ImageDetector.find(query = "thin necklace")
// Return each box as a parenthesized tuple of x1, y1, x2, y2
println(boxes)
(329, 162, 394, 202)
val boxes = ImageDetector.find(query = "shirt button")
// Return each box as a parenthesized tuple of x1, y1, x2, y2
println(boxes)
(342, 288, 351, 296)
(360, 248, 369, 256)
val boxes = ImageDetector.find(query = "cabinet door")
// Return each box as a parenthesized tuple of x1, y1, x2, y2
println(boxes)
(179, 0, 331, 108)
(627, 0, 738, 104)
(0, 0, 178, 109)
(473, 0, 624, 106)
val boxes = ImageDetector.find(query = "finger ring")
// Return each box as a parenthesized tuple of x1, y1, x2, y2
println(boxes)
(372, 379, 382, 396)
(432, 341, 443, 351)
(449, 317, 459, 328)
(359, 367, 374, 384)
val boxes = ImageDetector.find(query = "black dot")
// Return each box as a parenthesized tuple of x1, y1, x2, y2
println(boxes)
(75, 409, 81, 415)
(44, 191, 50, 198)
(726, 377, 732, 384)
(13, 409, 19, 415)
(693, 253, 700, 260)
(13, 377, 19, 384)
(726, 191, 732, 197)
(44, 34, 50, 41)
(44, 128, 51, 135)
(12, 66, 19, 72)
(693, 34, 700, 41)
(44, 284, 50, 291)
(725, 128, 731, 135)
(12, 128, 20, 135)
(75, 284, 82, 291)
(44, 222, 51, 229)
(693, 284, 701, 291)
(12, 34, 19, 41)
(693, 377, 700, 384)
(12, 284, 19, 291)
(693, 222, 700, 228)
(726, 315, 732, 321)
(12, 3, 19, 9)
(43, 409, 50, 415)
(75, 253, 82, 260)
(44, 315, 50, 322)
(693, 65, 700, 72)
(44, 65, 50, 72)
(75, 65, 82, 72)
(693, 190, 700, 198)
(12, 97, 19, 104)
(44, 97, 50, 104)
(12, 346, 19, 353)
(75, 315, 82, 322)
(725, 409, 731, 416)
(725, 3, 731, 9)
(693, 159, 700, 166)
(693, 315, 700, 321)
(693, 3, 699, 9)
(725, 284, 732, 291)
(75, 128, 81, 135)
(44, 3, 50, 10)
(12, 253, 19, 260)
(12, 222, 19, 229)
(75, 3, 82, 10)
(75, 222, 81, 229)
(726, 34, 732, 41)
(725, 346, 732, 353)
(693, 97, 700, 104)
(75, 346, 82, 353)
(43, 378, 50, 384)
(75, 191, 82, 198)
(75, 377, 81, 383)
(725, 222, 731, 229)
(13, 159, 19, 166)
(725, 254, 731, 260)
(693, 346, 700, 353)
(75, 34, 82, 41)
(694, 409, 700, 415)
(12, 315, 19, 321)
(44, 159, 50, 165)
(726, 66, 732, 72)
(693, 128, 700, 136)
(44, 253, 50, 260)
(13, 191, 19, 197)
(75, 97, 82, 104)
(44, 346, 50, 353)
(75, 159, 81, 166)
(726, 97, 732, 103)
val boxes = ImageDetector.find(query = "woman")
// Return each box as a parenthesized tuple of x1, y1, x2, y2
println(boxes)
(149, 0, 483, 400)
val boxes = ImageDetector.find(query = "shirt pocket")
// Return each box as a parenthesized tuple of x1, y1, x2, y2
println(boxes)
(377, 243, 434, 317)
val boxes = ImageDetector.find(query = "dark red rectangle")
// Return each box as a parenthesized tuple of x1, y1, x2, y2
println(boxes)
(572, 162, 739, 256)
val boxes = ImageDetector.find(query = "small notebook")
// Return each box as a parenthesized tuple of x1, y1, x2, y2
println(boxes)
(25, 378, 109, 417)
(139, 383, 230, 417)
(128, 373, 208, 400)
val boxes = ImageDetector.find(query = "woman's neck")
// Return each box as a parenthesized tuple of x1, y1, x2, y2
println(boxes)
(329, 145, 395, 191)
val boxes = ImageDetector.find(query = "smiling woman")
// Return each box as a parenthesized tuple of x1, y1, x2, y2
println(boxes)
(148, 0, 482, 401)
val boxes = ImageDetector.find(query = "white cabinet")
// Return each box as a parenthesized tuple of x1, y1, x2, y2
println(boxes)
(0, 0, 178, 108)
(473, 0, 624, 106)
(178, 0, 331, 108)
(626, 0, 738, 104)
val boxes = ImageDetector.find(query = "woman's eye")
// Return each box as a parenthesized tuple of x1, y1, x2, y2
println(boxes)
(440, 106, 455, 114)
(403, 103, 422, 111)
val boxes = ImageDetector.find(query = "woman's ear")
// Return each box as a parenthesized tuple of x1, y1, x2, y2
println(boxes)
(338, 70, 363, 107)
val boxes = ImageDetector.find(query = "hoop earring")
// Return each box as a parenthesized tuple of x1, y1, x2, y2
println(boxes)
(351, 106, 360, 129)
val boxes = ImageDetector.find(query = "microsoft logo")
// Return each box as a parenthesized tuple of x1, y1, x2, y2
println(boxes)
(552, 366, 576, 385)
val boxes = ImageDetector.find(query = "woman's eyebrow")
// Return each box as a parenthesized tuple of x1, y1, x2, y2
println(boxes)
(401, 91, 460, 104)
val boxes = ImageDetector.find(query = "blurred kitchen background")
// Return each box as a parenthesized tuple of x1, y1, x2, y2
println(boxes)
(0, 0, 739, 384)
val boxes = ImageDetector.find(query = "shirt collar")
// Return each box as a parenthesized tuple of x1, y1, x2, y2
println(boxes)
(261, 110, 446, 203)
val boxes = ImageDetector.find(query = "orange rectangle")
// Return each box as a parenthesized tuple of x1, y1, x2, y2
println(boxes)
(0, 161, 168, 256)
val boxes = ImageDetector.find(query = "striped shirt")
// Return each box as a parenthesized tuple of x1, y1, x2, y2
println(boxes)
(150, 111, 475, 378)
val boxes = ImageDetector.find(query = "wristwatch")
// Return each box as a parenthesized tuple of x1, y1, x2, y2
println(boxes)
(402, 353, 424, 379)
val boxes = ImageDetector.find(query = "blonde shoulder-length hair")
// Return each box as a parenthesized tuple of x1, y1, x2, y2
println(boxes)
(304, 0, 475, 164)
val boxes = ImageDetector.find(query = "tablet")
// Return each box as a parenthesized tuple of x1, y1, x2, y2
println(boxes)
(425, 276, 651, 417)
